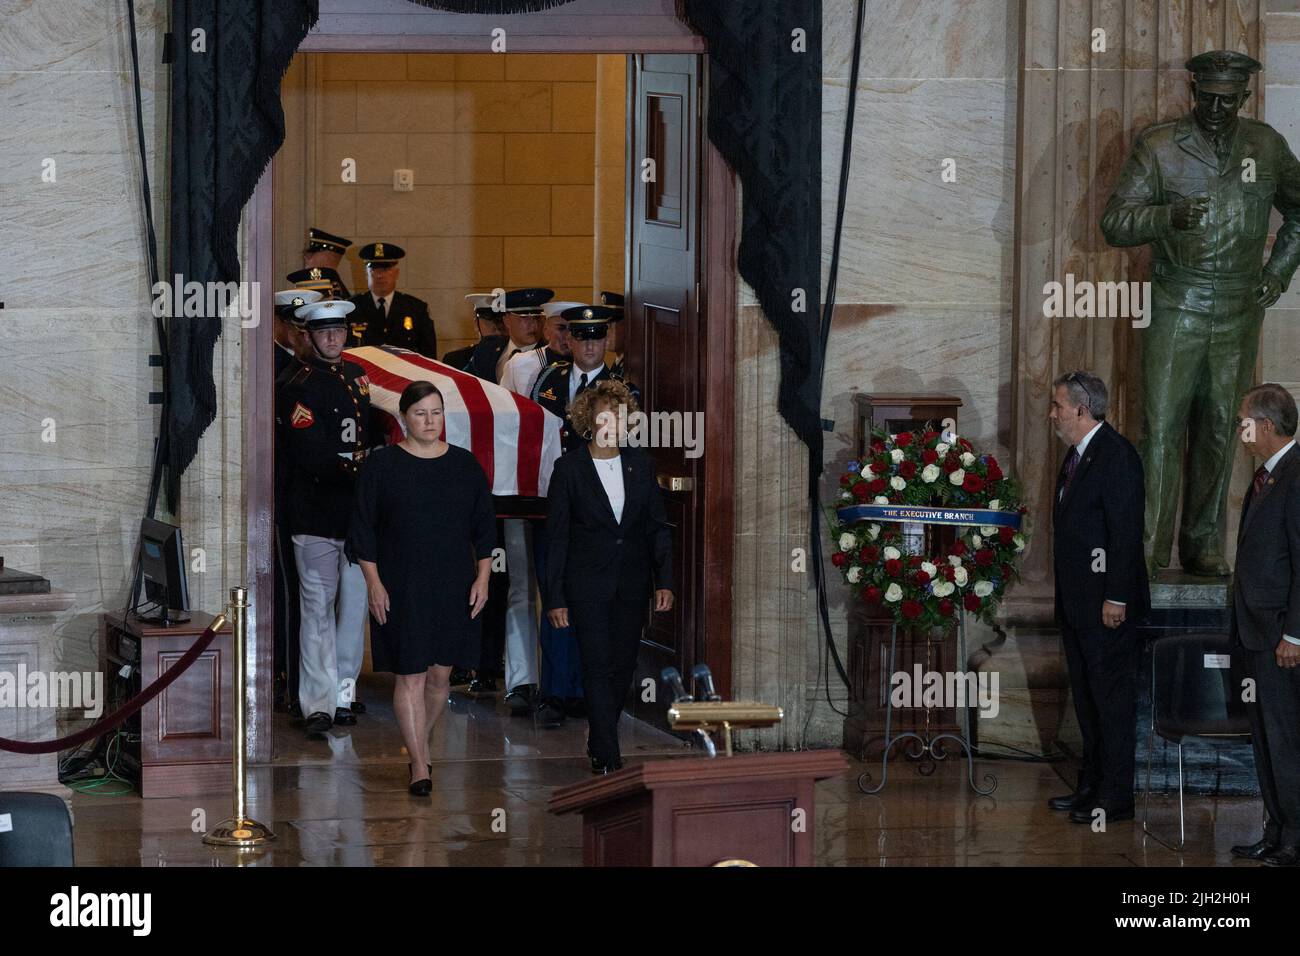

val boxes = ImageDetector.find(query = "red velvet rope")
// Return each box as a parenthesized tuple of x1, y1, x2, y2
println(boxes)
(0, 619, 224, 755)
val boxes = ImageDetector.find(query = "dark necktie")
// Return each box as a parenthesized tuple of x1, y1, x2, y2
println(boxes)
(1252, 464, 1269, 497)
(376, 297, 386, 319)
(576, 372, 589, 399)
(1060, 447, 1080, 499)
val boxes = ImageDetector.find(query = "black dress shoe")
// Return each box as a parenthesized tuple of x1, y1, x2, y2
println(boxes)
(408, 763, 432, 797)
(333, 707, 357, 726)
(562, 697, 587, 719)
(1262, 845, 1300, 867)
(1069, 801, 1135, 824)
(1048, 787, 1097, 811)
(349, 700, 366, 715)
(467, 677, 498, 697)
(1231, 838, 1277, 860)
(304, 711, 333, 735)
(449, 668, 472, 687)
(505, 684, 537, 716)
(534, 697, 566, 728)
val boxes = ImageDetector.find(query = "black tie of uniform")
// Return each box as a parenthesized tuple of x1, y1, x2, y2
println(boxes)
(376, 297, 386, 326)
(576, 372, 589, 399)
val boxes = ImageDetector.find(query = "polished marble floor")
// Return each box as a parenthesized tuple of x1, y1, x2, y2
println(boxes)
(67, 673, 1269, 866)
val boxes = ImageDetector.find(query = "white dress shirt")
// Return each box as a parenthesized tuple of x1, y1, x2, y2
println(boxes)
(500, 347, 548, 398)
(592, 453, 625, 523)
(495, 339, 534, 384)
(570, 363, 605, 404)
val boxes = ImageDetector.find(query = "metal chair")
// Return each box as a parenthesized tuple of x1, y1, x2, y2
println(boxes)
(0, 792, 74, 866)
(1141, 632, 1251, 851)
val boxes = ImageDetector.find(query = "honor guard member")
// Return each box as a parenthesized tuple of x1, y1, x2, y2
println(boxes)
(442, 293, 506, 370)
(272, 288, 322, 714)
(461, 287, 551, 382)
(277, 298, 376, 736)
(599, 290, 627, 378)
(302, 227, 353, 298)
(500, 299, 578, 398)
(348, 242, 438, 357)
(273, 288, 319, 379)
(532, 305, 639, 453)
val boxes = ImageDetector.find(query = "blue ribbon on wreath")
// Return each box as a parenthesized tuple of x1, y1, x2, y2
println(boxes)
(836, 504, 1023, 530)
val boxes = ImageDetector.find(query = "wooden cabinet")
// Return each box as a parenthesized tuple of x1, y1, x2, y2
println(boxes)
(100, 611, 233, 798)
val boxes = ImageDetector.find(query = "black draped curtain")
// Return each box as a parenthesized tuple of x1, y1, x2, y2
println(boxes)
(165, 0, 822, 507)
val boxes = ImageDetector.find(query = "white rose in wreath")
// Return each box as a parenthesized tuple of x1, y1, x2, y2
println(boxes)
(932, 580, 955, 598)
(949, 468, 966, 486)
(884, 583, 903, 602)
(921, 561, 937, 577)
(890, 448, 905, 463)
(972, 534, 982, 548)
(981, 525, 997, 536)
(839, 532, 856, 552)
(973, 580, 994, 598)
(948, 554, 963, 567)
(960, 452, 975, 467)
(883, 546, 901, 561)
(890, 476, 906, 491)
(1013, 533, 1026, 551)
(846, 566, 862, 584)
(922, 464, 941, 483)
(861, 463, 875, 478)
(874, 495, 889, 504)
(935, 442, 950, 455)
(953, 566, 969, 587)
(868, 523, 881, 541)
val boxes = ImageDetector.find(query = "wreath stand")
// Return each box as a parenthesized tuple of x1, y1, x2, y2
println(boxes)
(856, 603, 997, 797)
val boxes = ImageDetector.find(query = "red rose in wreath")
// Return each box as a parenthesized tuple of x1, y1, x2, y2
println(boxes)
(884, 558, 903, 578)
(853, 483, 872, 501)
(964, 594, 982, 612)
(832, 552, 847, 567)
(962, 473, 984, 493)
(938, 598, 955, 617)
(901, 599, 923, 620)
(864, 585, 882, 604)
(859, 545, 879, 563)
(895, 432, 914, 447)
(999, 526, 1014, 545)
(920, 448, 939, 464)
(898, 460, 917, 479)
(975, 548, 995, 567)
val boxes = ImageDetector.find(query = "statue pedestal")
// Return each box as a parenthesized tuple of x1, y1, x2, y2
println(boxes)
(0, 571, 76, 804)
(1136, 571, 1256, 795)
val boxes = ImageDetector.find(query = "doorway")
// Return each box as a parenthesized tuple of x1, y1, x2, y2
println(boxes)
(243, 5, 735, 761)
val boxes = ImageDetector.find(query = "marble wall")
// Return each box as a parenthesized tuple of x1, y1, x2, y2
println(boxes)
(0, 0, 242, 736)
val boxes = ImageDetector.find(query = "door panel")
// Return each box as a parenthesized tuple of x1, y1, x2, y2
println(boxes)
(625, 53, 702, 728)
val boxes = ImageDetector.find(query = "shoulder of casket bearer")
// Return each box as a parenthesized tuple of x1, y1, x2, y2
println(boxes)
(307, 227, 352, 253)
(358, 242, 405, 265)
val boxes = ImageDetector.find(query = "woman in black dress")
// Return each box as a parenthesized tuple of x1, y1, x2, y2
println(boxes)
(349, 381, 495, 796)
(545, 379, 674, 774)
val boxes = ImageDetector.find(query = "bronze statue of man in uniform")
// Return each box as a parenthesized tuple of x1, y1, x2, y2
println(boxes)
(1102, 50, 1300, 577)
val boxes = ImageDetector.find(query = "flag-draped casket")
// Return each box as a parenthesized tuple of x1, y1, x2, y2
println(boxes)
(344, 346, 563, 498)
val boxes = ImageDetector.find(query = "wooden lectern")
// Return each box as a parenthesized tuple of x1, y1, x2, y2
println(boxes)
(548, 751, 848, 866)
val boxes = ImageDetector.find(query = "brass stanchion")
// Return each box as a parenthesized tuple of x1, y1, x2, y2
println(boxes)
(204, 586, 276, 848)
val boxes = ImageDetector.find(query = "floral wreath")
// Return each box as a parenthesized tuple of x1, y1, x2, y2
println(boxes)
(828, 426, 1029, 628)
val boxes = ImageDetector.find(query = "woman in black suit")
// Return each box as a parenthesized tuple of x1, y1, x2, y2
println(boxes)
(545, 380, 674, 773)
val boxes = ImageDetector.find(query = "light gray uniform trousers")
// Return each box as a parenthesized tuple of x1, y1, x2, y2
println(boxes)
(293, 534, 366, 719)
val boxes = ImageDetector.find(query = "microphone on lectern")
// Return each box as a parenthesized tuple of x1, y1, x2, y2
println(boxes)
(692, 663, 722, 702)
(661, 667, 692, 703)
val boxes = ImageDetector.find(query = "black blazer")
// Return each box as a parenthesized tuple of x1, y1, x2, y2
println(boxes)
(1052, 421, 1150, 629)
(349, 290, 437, 358)
(544, 445, 674, 610)
(1230, 443, 1300, 651)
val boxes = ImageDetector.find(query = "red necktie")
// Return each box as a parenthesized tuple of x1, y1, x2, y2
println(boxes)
(1060, 447, 1079, 498)
(1252, 465, 1269, 497)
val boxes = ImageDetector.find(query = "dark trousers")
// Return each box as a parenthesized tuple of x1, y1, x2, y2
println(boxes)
(534, 521, 582, 700)
(478, 519, 508, 679)
(1239, 643, 1300, 844)
(273, 515, 300, 707)
(1061, 620, 1138, 804)
(571, 597, 647, 765)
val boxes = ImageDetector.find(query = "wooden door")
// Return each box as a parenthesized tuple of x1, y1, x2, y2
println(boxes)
(624, 53, 703, 725)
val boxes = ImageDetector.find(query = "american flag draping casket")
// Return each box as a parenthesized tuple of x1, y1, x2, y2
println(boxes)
(344, 346, 563, 498)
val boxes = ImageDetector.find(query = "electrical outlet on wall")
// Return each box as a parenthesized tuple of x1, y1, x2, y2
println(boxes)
(394, 169, 414, 192)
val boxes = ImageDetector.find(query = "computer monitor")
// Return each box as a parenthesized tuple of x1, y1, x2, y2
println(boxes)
(136, 518, 190, 625)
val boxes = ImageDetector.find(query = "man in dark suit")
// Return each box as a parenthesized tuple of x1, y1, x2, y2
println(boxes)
(1229, 383, 1300, 866)
(348, 242, 437, 357)
(1048, 370, 1150, 824)
(441, 293, 505, 371)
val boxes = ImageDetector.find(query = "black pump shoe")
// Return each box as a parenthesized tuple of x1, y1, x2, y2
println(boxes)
(409, 763, 432, 797)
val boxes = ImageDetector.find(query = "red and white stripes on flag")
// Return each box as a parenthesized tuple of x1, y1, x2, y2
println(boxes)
(344, 346, 563, 497)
